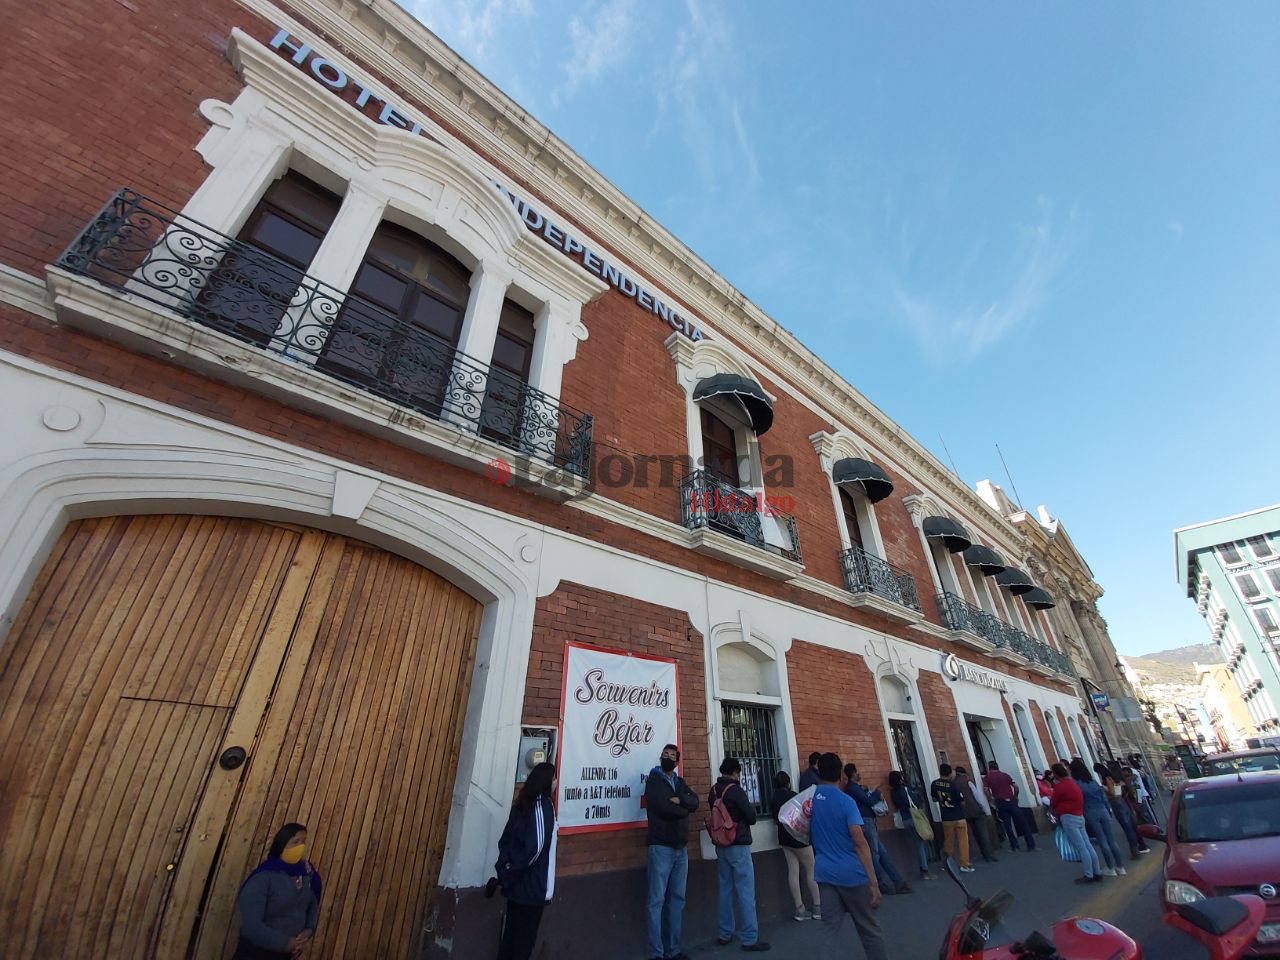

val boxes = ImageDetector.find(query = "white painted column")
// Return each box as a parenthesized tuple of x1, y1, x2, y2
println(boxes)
(527, 296, 578, 402)
(181, 125, 292, 236)
(449, 260, 511, 431)
(284, 183, 387, 360)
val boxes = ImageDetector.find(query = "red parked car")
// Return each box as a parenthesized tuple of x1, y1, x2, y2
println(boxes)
(1140, 771, 1280, 955)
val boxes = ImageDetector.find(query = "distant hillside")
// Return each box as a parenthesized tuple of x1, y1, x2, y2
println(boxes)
(1124, 643, 1223, 685)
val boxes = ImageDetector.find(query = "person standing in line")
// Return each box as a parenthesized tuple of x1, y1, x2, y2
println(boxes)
(953, 766, 998, 863)
(930, 764, 973, 873)
(1129, 756, 1159, 825)
(888, 770, 934, 881)
(798, 752, 823, 791)
(1099, 761, 1146, 857)
(644, 743, 699, 960)
(1049, 762, 1100, 885)
(234, 823, 321, 960)
(982, 762, 1035, 852)
(1035, 771, 1054, 807)
(769, 771, 821, 922)
(810, 753, 888, 960)
(843, 763, 911, 895)
(1070, 759, 1124, 877)
(494, 761, 558, 960)
(709, 757, 770, 952)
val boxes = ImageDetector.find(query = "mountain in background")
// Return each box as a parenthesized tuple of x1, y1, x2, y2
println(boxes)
(1123, 643, 1222, 685)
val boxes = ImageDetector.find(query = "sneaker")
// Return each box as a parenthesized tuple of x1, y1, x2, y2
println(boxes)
(959, 866, 976, 873)
(812, 913, 822, 922)
(793, 908, 812, 921)
(1117, 867, 1127, 876)
(1102, 868, 1117, 877)
(1138, 847, 1152, 855)
(1089, 875, 1105, 883)
(717, 937, 733, 947)
(1074, 876, 1094, 885)
(741, 943, 772, 953)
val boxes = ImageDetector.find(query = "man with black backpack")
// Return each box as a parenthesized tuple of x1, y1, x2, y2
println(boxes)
(708, 757, 770, 952)
(645, 744, 699, 960)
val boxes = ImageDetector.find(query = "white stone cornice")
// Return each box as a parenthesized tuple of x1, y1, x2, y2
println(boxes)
(0, 263, 55, 321)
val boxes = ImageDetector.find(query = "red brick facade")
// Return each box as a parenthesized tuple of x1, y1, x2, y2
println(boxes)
(522, 582, 708, 876)
(917, 672, 969, 772)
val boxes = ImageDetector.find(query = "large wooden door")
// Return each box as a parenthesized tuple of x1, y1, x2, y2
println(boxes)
(0, 515, 482, 959)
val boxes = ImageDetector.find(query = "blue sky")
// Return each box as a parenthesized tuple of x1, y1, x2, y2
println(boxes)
(407, 0, 1280, 656)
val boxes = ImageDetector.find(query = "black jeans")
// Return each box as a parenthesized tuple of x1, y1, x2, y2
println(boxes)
(497, 900, 546, 960)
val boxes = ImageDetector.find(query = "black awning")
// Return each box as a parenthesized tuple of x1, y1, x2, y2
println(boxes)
(922, 515, 971, 553)
(832, 457, 894, 503)
(692, 373, 773, 435)
(962, 544, 1006, 575)
(1022, 586, 1056, 610)
(994, 567, 1035, 595)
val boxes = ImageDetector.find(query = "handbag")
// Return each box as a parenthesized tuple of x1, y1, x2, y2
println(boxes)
(778, 785, 816, 844)
(1054, 825, 1080, 862)
(906, 792, 934, 843)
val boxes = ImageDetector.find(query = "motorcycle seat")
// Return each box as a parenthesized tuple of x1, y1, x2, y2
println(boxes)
(1176, 898, 1248, 936)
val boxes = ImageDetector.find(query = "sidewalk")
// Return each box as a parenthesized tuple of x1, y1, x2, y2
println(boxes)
(686, 842, 1164, 958)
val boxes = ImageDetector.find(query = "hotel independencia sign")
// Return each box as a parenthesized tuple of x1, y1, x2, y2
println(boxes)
(266, 28, 704, 342)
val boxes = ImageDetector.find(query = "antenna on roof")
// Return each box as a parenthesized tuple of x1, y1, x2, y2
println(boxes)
(996, 442, 1025, 512)
(938, 434, 961, 479)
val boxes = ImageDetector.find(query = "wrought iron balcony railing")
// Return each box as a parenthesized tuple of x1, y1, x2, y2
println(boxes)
(839, 545, 921, 613)
(936, 592, 1075, 676)
(56, 189, 595, 477)
(680, 470, 802, 564)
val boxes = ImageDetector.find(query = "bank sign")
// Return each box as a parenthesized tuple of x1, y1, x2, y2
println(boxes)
(941, 653, 1009, 692)
(267, 28, 702, 341)
(558, 643, 680, 834)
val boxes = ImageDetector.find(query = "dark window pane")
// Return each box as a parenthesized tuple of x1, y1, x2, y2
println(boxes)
(702, 408, 739, 486)
(411, 292, 463, 343)
(260, 172, 343, 233)
(247, 212, 324, 268)
(352, 263, 409, 312)
(840, 489, 864, 548)
(491, 333, 531, 376)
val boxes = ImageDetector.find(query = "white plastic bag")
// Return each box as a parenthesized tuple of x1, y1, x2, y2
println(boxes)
(778, 785, 816, 844)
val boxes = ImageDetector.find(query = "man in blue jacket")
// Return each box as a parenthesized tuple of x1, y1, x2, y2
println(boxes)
(842, 762, 911, 894)
(645, 743, 699, 960)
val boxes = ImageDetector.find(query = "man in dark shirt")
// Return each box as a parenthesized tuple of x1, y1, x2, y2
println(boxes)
(798, 752, 823, 791)
(929, 763, 973, 872)
(709, 757, 770, 951)
(982, 761, 1036, 852)
(644, 744, 699, 960)
(842, 763, 910, 894)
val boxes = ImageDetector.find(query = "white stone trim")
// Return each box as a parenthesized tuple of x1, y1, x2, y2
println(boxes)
(0, 262, 55, 320)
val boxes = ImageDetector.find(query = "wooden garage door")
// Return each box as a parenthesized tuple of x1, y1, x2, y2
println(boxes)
(0, 515, 482, 960)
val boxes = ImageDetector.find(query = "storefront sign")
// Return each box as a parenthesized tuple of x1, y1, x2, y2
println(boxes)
(268, 28, 703, 342)
(941, 653, 1008, 692)
(1090, 692, 1111, 712)
(558, 642, 680, 834)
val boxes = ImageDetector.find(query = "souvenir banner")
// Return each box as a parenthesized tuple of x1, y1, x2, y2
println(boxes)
(557, 642, 680, 834)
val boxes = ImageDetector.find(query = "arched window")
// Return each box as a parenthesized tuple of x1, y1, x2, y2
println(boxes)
(701, 406, 741, 487)
(839, 488, 866, 550)
(1012, 702, 1045, 771)
(1045, 710, 1069, 761)
(479, 300, 536, 445)
(202, 170, 343, 345)
(320, 220, 471, 413)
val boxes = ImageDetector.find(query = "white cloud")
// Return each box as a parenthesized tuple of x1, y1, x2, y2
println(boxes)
(404, 0, 534, 61)
(562, 0, 637, 96)
(890, 199, 1082, 362)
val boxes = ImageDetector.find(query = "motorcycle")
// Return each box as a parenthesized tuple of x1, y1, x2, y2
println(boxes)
(937, 856, 1266, 960)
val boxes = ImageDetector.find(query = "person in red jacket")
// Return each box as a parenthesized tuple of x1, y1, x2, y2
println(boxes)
(1049, 763, 1100, 884)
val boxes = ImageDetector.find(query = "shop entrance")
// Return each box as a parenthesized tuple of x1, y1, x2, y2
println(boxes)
(890, 719, 929, 803)
(0, 514, 482, 960)
(962, 713, 1021, 786)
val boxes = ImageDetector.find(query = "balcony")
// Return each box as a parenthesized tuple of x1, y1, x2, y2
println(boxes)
(679, 470, 803, 580)
(49, 189, 594, 497)
(936, 591, 1074, 679)
(839, 545, 923, 624)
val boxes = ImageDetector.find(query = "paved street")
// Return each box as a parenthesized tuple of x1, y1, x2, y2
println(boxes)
(688, 843, 1171, 958)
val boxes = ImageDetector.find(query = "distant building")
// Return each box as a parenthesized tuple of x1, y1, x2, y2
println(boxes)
(1174, 505, 1280, 736)
(1197, 662, 1258, 751)
(977, 481, 1164, 763)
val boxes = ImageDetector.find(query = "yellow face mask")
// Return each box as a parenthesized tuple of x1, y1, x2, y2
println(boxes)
(280, 843, 306, 865)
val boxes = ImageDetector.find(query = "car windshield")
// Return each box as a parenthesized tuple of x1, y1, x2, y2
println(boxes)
(1177, 781, 1280, 843)
(1201, 754, 1280, 776)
